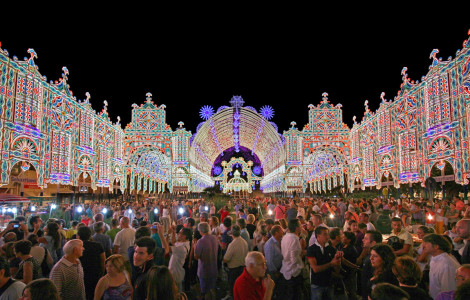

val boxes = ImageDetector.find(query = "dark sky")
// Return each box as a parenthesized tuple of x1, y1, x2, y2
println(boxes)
(2, 13, 470, 135)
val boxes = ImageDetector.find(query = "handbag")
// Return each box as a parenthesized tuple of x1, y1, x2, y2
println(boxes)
(41, 247, 51, 277)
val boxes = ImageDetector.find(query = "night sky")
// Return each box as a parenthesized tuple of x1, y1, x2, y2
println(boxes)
(2, 13, 470, 135)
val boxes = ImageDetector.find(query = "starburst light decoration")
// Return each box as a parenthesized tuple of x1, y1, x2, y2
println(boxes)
(199, 105, 214, 120)
(260, 105, 274, 120)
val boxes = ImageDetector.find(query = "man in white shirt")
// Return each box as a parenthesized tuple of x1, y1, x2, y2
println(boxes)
(112, 217, 135, 260)
(389, 217, 413, 257)
(359, 212, 376, 231)
(168, 226, 191, 292)
(309, 214, 329, 247)
(279, 218, 304, 300)
(422, 233, 461, 299)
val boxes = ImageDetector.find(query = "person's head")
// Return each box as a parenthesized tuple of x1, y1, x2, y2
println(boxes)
(19, 278, 60, 300)
(29, 215, 42, 228)
(178, 227, 192, 242)
(237, 218, 246, 229)
(200, 212, 209, 222)
(4, 232, 17, 243)
(93, 221, 105, 234)
(77, 226, 92, 241)
(198, 222, 210, 235)
(370, 243, 396, 274)
(456, 264, 470, 287)
(312, 214, 323, 226)
(416, 225, 433, 239)
(342, 231, 356, 246)
(393, 256, 422, 286)
(223, 216, 232, 228)
(245, 251, 267, 280)
(329, 227, 343, 244)
(146, 265, 178, 300)
(111, 218, 119, 228)
(363, 230, 383, 248)
(270, 225, 283, 240)
(63, 239, 84, 258)
(232, 224, 241, 237)
(391, 217, 403, 233)
(349, 219, 358, 232)
(27, 234, 39, 246)
(185, 217, 195, 228)
(455, 279, 470, 300)
(422, 233, 452, 255)
(14, 240, 32, 257)
(120, 216, 130, 228)
(315, 226, 330, 245)
(456, 219, 470, 239)
(359, 212, 369, 224)
(287, 218, 301, 235)
(94, 213, 104, 222)
(209, 216, 219, 227)
(134, 237, 156, 268)
(105, 254, 127, 276)
(135, 226, 151, 240)
(369, 282, 409, 300)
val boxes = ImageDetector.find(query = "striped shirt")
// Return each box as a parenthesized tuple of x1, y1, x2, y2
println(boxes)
(50, 257, 86, 300)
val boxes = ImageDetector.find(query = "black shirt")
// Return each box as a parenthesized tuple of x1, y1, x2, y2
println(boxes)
(79, 240, 104, 300)
(306, 243, 337, 287)
(399, 286, 432, 300)
(132, 259, 153, 300)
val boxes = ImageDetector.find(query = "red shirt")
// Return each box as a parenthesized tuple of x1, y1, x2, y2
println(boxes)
(220, 209, 229, 222)
(233, 268, 266, 300)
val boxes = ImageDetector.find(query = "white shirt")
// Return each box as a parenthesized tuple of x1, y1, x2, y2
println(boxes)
(365, 222, 376, 231)
(429, 252, 461, 299)
(280, 232, 304, 280)
(169, 241, 190, 283)
(113, 227, 136, 260)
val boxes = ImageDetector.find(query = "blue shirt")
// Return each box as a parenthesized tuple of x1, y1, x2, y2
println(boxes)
(264, 236, 282, 274)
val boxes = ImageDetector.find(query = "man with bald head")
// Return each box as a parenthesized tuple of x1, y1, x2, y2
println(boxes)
(456, 219, 470, 264)
(112, 216, 135, 260)
(435, 264, 470, 300)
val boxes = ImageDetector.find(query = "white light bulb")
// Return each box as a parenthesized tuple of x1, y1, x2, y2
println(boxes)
(101, 208, 107, 214)
(329, 213, 334, 219)
(427, 214, 433, 220)
(77, 206, 83, 213)
(31, 206, 36, 212)
(7, 208, 12, 212)
(154, 208, 159, 214)
(128, 209, 132, 214)
(205, 206, 208, 211)
(51, 204, 57, 209)
(12, 208, 17, 214)
(179, 207, 184, 214)
(268, 209, 273, 216)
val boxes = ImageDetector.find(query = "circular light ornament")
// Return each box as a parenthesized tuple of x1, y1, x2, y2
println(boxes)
(51, 204, 57, 209)
(154, 208, 159, 214)
(101, 208, 107, 214)
(213, 166, 223, 176)
(31, 206, 36, 212)
(199, 105, 214, 120)
(253, 166, 262, 175)
(76, 206, 83, 213)
(260, 105, 275, 120)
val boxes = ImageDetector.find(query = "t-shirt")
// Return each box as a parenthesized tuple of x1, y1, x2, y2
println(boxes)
(113, 227, 136, 260)
(194, 234, 218, 278)
(306, 242, 337, 287)
(106, 228, 121, 242)
(0, 279, 26, 300)
(220, 210, 229, 222)
(80, 240, 105, 300)
(246, 224, 256, 239)
(233, 268, 265, 300)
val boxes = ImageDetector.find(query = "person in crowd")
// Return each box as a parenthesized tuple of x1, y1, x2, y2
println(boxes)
(340, 231, 358, 299)
(19, 278, 60, 300)
(222, 224, 248, 300)
(392, 256, 432, 299)
(422, 233, 461, 299)
(233, 251, 275, 300)
(367, 243, 398, 298)
(28, 216, 44, 238)
(388, 217, 414, 257)
(38, 222, 62, 264)
(89, 213, 110, 234)
(369, 282, 410, 300)
(454, 276, 470, 300)
(279, 218, 304, 300)
(2, 241, 20, 278)
(146, 265, 187, 300)
(0, 256, 25, 299)
(356, 230, 383, 300)
(13, 240, 40, 285)
(456, 218, 470, 264)
(193, 222, 218, 300)
(236, 218, 251, 251)
(308, 214, 328, 246)
(435, 264, 470, 300)
(359, 212, 376, 231)
(274, 201, 285, 222)
(113, 217, 135, 261)
(106, 219, 121, 243)
(49, 239, 86, 300)
(77, 226, 105, 300)
(167, 225, 191, 292)
(27, 234, 53, 277)
(131, 237, 156, 300)
(94, 254, 132, 300)
(218, 205, 230, 223)
(93, 221, 113, 257)
(307, 226, 342, 299)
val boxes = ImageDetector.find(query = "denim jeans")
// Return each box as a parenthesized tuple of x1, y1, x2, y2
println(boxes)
(310, 284, 334, 300)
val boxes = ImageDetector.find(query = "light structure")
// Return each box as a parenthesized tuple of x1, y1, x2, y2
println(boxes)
(0, 30, 470, 197)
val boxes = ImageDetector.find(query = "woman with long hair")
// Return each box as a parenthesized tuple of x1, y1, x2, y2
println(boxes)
(94, 254, 132, 300)
(38, 222, 62, 264)
(19, 278, 60, 300)
(146, 265, 187, 300)
(368, 243, 398, 297)
(14, 240, 41, 284)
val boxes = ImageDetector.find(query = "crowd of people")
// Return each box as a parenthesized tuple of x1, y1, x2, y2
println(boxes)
(0, 194, 469, 299)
